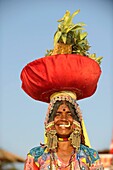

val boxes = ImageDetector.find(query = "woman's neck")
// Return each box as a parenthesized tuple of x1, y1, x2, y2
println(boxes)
(56, 141, 75, 164)
(57, 140, 73, 152)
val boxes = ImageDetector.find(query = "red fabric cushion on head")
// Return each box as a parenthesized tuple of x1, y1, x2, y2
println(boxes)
(20, 54, 101, 103)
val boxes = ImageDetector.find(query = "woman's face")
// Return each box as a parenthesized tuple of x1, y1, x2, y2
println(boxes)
(54, 103, 74, 138)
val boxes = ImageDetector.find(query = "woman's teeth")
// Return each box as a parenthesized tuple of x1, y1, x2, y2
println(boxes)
(59, 122, 70, 127)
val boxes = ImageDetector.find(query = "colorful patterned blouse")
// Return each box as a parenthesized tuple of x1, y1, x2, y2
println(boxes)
(24, 144, 104, 170)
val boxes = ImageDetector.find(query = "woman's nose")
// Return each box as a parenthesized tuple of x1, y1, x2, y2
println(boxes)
(61, 113, 67, 120)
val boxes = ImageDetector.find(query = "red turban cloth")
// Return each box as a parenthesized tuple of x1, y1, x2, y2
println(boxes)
(20, 54, 101, 103)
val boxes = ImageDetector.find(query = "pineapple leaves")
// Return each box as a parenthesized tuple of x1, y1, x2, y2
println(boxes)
(62, 34, 67, 44)
(57, 10, 70, 23)
(80, 32, 87, 40)
(89, 54, 103, 64)
(63, 9, 80, 28)
(54, 31, 62, 46)
(71, 9, 80, 19)
(49, 9, 103, 64)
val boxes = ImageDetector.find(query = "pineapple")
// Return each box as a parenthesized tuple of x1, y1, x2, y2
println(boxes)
(45, 9, 103, 65)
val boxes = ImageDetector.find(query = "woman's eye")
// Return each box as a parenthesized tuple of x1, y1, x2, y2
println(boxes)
(67, 112, 72, 116)
(55, 112, 61, 116)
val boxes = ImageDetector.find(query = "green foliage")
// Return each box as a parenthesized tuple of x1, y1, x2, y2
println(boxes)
(45, 49, 53, 56)
(53, 9, 85, 46)
(46, 9, 103, 64)
(88, 53, 103, 65)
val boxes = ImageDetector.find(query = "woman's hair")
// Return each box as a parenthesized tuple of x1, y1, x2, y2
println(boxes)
(48, 100, 85, 145)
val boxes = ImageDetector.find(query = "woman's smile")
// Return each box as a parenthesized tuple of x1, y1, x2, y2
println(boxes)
(54, 103, 74, 137)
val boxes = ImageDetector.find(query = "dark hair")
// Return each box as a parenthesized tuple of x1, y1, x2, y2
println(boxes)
(48, 100, 85, 145)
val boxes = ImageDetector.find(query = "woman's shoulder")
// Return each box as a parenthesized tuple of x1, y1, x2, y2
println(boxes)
(79, 145, 104, 169)
(28, 145, 47, 161)
(79, 144, 100, 165)
(24, 145, 49, 169)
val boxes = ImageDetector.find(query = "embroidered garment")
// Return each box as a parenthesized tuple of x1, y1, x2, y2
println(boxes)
(24, 144, 104, 170)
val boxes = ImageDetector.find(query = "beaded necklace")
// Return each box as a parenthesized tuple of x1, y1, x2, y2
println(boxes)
(52, 150, 76, 170)
(58, 137, 70, 142)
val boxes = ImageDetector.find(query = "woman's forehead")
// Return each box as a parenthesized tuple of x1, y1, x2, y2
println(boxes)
(57, 103, 70, 111)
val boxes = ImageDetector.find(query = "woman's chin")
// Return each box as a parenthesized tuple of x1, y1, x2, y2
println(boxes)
(57, 133, 71, 138)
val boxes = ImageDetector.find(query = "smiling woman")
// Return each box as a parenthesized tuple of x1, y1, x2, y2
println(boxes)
(21, 9, 104, 170)
(54, 103, 74, 138)
(23, 92, 103, 170)
(50, 101, 84, 145)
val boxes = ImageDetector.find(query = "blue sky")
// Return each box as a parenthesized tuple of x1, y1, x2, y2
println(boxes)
(1, 0, 113, 163)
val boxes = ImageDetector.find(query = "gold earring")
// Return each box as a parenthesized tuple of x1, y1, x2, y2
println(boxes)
(70, 127, 81, 152)
(46, 129, 58, 150)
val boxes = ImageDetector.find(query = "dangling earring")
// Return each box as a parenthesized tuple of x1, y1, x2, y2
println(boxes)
(70, 127, 81, 152)
(46, 129, 57, 150)
(45, 121, 58, 150)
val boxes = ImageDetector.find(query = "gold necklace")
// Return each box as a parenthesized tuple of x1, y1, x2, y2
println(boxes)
(56, 160, 71, 169)
(53, 151, 75, 169)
